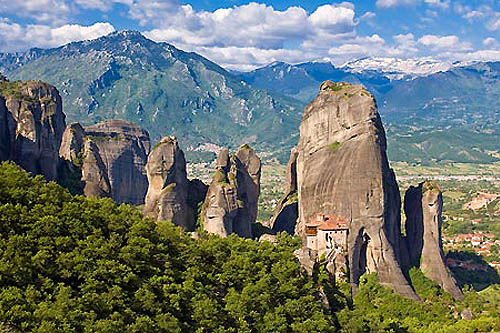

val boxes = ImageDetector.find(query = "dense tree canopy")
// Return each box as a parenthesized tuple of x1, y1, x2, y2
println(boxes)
(0, 161, 499, 332)
(0, 162, 334, 332)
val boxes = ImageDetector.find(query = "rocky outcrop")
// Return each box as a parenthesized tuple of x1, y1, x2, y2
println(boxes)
(0, 80, 66, 180)
(202, 145, 261, 238)
(404, 182, 463, 300)
(270, 148, 298, 234)
(59, 119, 150, 204)
(80, 139, 112, 198)
(144, 136, 205, 230)
(0, 96, 10, 161)
(292, 81, 417, 300)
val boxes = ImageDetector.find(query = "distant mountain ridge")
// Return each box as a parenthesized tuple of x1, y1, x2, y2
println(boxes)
(1, 33, 498, 164)
(341, 57, 455, 80)
(0, 30, 304, 161)
(240, 58, 500, 164)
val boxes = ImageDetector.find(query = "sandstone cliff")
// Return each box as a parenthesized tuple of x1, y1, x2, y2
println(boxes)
(59, 119, 150, 204)
(270, 148, 298, 234)
(144, 136, 206, 230)
(404, 182, 463, 300)
(0, 79, 66, 180)
(293, 81, 417, 299)
(202, 145, 261, 238)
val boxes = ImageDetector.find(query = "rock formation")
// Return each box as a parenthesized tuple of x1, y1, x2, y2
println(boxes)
(290, 81, 418, 300)
(59, 119, 150, 205)
(0, 96, 10, 161)
(0, 79, 66, 180)
(144, 136, 207, 230)
(202, 145, 261, 238)
(270, 148, 298, 234)
(404, 181, 463, 300)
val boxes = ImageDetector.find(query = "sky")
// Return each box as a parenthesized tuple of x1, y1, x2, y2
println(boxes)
(1, 0, 500, 70)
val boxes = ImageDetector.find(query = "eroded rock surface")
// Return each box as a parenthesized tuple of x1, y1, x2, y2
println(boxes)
(202, 145, 261, 238)
(59, 119, 150, 204)
(404, 181, 463, 300)
(270, 148, 298, 234)
(293, 81, 417, 300)
(0, 80, 66, 180)
(144, 136, 206, 230)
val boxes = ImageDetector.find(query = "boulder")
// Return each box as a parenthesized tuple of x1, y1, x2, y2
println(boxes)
(144, 136, 195, 229)
(202, 145, 261, 238)
(404, 181, 463, 300)
(0, 80, 66, 180)
(270, 147, 299, 234)
(293, 81, 417, 300)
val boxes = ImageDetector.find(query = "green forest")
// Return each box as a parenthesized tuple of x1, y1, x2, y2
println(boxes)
(0, 161, 499, 332)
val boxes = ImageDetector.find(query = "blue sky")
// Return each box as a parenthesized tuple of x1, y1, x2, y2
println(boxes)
(1, 0, 500, 70)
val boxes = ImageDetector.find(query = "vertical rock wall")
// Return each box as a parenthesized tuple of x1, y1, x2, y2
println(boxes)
(0, 80, 66, 181)
(404, 182, 463, 300)
(294, 81, 417, 300)
(202, 145, 261, 238)
(144, 136, 197, 230)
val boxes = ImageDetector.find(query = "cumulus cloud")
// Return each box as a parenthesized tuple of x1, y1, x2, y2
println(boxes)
(326, 34, 409, 61)
(145, 3, 357, 50)
(0, 20, 115, 52)
(143, 2, 363, 69)
(393, 33, 419, 53)
(483, 37, 500, 49)
(418, 35, 472, 52)
(0, 0, 71, 24)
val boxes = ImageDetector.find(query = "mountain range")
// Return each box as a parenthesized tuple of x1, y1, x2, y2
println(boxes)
(240, 59, 500, 164)
(0, 31, 303, 161)
(0, 31, 498, 164)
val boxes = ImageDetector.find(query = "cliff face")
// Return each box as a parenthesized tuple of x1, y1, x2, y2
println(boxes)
(0, 96, 10, 161)
(0, 80, 66, 180)
(404, 182, 463, 300)
(202, 145, 261, 238)
(294, 81, 417, 299)
(59, 119, 150, 205)
(144, 136, 202, 230)
(270, 148, 298, 234)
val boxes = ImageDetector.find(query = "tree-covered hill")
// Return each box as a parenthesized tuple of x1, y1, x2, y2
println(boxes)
(0, 161, 499, 332)
(0, 162, 332, 332)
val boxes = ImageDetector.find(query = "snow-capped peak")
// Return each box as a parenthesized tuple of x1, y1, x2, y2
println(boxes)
(340, 57, 453, 79)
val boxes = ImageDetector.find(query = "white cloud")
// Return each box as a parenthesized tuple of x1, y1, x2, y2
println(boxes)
(145, 3, 358, 50)
(483, 37, 500, 49)
(418, 35, 472, 52)
(326, 34, 411, 62)
(377, 0, 449, 9)
(74, 0, 132, 11)
(376, 0, 417, 8)
(393, 33, 419, 53)
(446, 49, 500, 63)
(487, 14, 500, 31)
(0, 21, 115, 52)
(424, 0, 449, 10)
(128, 0, 180, 26)
(360, 11, 376, 20)
(0, 0, 71, 24)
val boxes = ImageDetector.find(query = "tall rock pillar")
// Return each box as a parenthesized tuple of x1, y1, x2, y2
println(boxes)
(404, 181, 463, 300)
